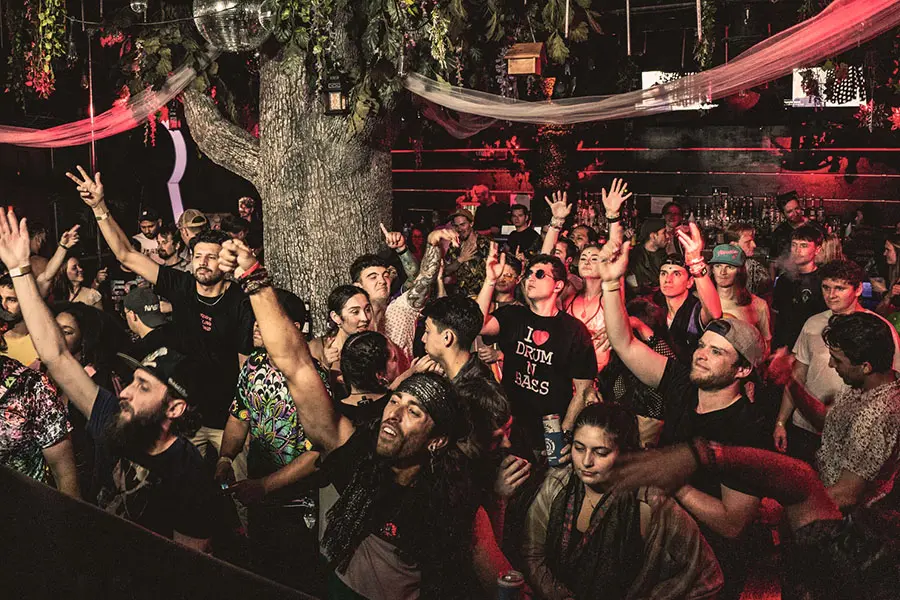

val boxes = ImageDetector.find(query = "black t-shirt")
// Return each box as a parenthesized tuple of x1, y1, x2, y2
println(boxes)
(87, 387, 219, 539)
(336, 394, 389, 427)
(506, 228, 540, 257)
(491, 305, 598, 447)
(772, 269, 826, 350)
(128, 324, 180, 362)
(155, 267, 253, 428)
(656, 359, 769, 498)
(474, 202, 509, 232)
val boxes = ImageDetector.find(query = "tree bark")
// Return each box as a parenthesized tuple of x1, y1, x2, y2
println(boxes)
(183, 48, 393, 335)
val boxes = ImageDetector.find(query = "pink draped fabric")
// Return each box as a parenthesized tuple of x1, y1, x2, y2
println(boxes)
(0, 49, 218, 148)
(406, 0, 900, 130)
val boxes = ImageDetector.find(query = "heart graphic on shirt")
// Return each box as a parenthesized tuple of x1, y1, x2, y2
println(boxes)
(532, 330, 550, 346)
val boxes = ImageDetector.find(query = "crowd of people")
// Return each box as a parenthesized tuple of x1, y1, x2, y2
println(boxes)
(2, 168, 900, 599)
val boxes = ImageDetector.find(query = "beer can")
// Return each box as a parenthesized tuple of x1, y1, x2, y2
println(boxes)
(543, 414, 564, 466)
(497, 570, 525, 600)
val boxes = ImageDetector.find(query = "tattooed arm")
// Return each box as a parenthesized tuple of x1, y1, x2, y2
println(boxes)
(408, 229, 458, 310)
(398, 249, 421, 290)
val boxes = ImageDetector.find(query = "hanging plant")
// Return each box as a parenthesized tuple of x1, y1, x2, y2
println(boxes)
(693, 0, 717, 70)
(5, 0, 67, 102)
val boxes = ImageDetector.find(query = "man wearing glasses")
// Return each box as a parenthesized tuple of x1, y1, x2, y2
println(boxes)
(476, 245, 597, 457)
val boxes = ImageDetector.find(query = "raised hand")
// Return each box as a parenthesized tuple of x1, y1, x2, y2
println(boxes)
(65, 166, 104, 208)
(219, 239, 257, 275)
(595, 241, 631, 282)
(94, 267, 109, 285)
(544, 190, 572, 221)
(0, 208, 33, 270)
(323, 336, 341, 367)
(59, 224, 80, 250)
(601, 178, 632, 215)
(675, 222, 704, 263)
(411, 355, 444, 375)
(427, 228, 460, 248)
(484, 241, 507, 283)
(379, 222, 407, 252)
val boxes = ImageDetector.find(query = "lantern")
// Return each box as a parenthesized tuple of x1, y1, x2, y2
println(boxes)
(505, 43, 546, 76)
(324, 75, 350, 115)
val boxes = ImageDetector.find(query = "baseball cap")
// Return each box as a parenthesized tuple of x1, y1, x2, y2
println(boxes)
(177, 209, 208, 229)
(709, 244, 746, 267)
(117, 347, 198, 401)
(706, 318, 766, 369)
(639, 217, 667, 242)
(448, 209, 474, 223)
(660, 254, 686, 271)
(139, 208, 160, 222)
(123, 287, 168, 328)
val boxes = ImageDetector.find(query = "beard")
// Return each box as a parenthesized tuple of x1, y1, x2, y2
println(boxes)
(689, 363, 739, 390)
(193, 268, 224, 285)
(0, 308, 23, 326)
(104, 401, 168, 455)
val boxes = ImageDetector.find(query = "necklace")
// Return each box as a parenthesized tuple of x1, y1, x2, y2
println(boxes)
(196, 291, 225, 307)
(575, 294, 602, 323)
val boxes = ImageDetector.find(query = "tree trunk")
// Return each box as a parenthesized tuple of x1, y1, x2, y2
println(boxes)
(184, 48, 392, 335)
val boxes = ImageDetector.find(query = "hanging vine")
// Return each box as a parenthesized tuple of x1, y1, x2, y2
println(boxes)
(5, 0, 67, 102)
(693, 0, 717, 70)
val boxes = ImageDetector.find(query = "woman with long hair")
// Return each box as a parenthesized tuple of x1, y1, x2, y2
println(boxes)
(522, 403, 722, 600)
(308, 285, 373, 375)
(709, 245, 772, 354)
(53, 256, 104, 309)
(876, 235, 900, 317)
(337, 330, 402, 423)
(564, 243, 612, 374)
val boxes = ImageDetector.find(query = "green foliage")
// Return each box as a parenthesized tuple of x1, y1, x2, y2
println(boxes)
(693, 0, 717, 70)
(5, 0, 67, 102)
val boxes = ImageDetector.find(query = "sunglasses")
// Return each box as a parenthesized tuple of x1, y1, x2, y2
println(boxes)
(525, 268, 553, 280)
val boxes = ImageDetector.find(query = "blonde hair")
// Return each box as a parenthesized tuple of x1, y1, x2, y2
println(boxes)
(815, 233, 844, 265)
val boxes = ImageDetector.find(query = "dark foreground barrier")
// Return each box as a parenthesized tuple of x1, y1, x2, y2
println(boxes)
(0, 466, 317, 599)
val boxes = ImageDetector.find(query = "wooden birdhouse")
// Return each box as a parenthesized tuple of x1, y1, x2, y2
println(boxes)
(505, 43, 546, 76)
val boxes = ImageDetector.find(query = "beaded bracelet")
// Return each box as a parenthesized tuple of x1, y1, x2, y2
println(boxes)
(240, 266, 272, 295)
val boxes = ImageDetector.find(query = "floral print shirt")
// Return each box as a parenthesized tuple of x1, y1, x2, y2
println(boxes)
(0, 357, 70, 484)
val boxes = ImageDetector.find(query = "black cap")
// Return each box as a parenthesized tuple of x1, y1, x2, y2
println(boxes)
(123, 287, 168, 328)
(118, 347, 197, 402)
(139, 208, 160, 222)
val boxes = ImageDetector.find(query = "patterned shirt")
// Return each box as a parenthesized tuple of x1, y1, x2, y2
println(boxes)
(817, 379, 900, 506)
(230, 350, 329, 491)
(0, 356, 70, 484)
(445, 233, 492, 297)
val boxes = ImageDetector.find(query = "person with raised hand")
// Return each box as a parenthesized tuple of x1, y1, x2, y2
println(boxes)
(0, 207, 217, 550)
(477, 240, 598, 457)
(610, 439, 900, 600)
(217, 237, 484, 600)
(66, 165, 255, 479)
(598, 236, 768, 599)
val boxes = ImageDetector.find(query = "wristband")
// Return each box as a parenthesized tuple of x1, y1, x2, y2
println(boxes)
(550, 217, 566, 228)
(688, 262, 708, 277)
(601, 281, 621, 292)
(217, 456, 233, 465)
(685, 257, 705, 267)
(606, 214, 622, 223)
(94, 211, 110, 222)
(238, 261, 261, 280)
(59, 242, 71, 250)
(9, 264, 32, 278)
(396, 246, 408, 256)
(775, 421, 786, 428)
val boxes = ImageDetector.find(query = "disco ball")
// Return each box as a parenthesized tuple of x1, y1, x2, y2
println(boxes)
(193, 0, 272, 53)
